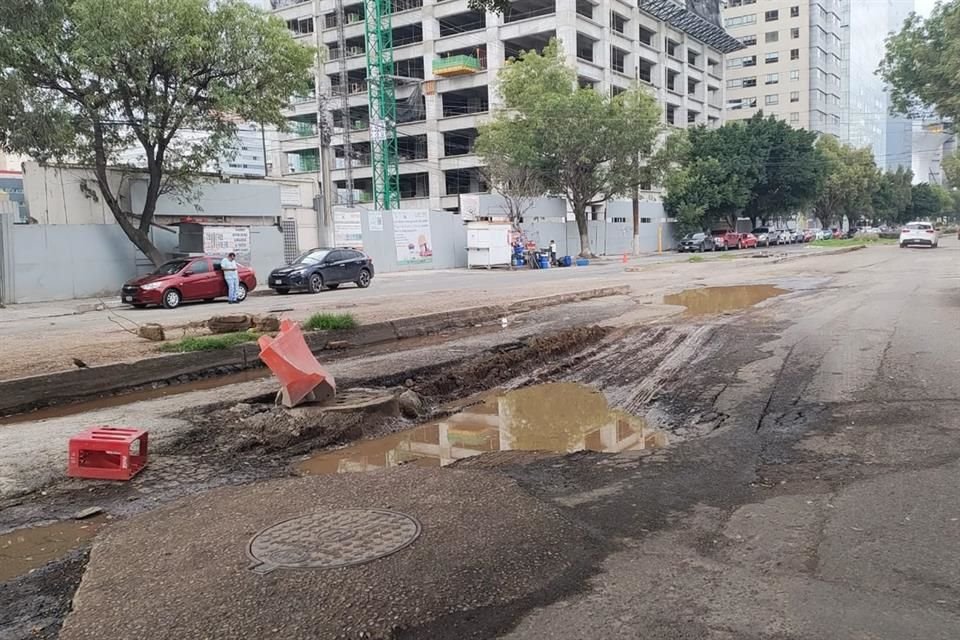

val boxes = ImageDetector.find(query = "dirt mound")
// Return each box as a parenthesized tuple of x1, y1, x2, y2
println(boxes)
(413, 325, 609, 399)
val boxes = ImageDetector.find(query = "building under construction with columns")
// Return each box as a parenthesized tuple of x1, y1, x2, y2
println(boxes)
(271, 0, 743, 214)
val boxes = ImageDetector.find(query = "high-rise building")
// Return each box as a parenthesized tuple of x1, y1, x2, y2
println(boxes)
(271, 0, 743, 211)
(721, 0, 845, 137)
(723, 0, 915, 170)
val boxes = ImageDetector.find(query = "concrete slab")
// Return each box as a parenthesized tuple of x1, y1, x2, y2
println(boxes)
(60, 468, 601, 640)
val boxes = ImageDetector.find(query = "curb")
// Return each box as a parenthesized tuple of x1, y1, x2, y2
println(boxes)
(772, 245, 866, 263)
(0, 286, 630, 416)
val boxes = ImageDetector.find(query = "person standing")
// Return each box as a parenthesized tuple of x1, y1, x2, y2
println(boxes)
(549, 239, 558, 266)
(220, 252, 240, 304)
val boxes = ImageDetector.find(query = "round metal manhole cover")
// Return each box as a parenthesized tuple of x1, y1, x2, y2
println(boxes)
(246, 509, 421, 574)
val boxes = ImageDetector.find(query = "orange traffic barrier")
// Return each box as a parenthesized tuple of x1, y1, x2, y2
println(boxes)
(258, 319, 336, 408)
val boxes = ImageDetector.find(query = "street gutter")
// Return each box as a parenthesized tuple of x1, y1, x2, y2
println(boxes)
(0, 286, 629, 417)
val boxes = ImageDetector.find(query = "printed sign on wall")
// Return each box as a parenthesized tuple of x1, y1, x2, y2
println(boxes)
(203, 226, 251, 264)
(393, 210, 433, 265)
(333, 209, 363, 249)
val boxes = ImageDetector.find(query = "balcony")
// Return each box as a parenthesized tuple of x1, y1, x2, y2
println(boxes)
(433, 55, 481, 77)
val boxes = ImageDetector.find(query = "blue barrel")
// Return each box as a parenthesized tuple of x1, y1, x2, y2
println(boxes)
(538, 255, 550, 269)
(576, 257, 589, 267)
(562, 255, 572, 267)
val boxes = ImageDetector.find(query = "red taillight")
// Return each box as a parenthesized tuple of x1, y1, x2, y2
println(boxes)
(901, 229, 910, 233)
(926, 229, 935, 233)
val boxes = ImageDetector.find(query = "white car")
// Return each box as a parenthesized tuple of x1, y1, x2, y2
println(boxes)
(899, 221, 939, 248)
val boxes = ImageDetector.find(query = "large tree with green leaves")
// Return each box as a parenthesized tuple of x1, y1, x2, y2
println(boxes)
(811, 136, 877, 229)
(871, 167, 914, 225)
(475, 40, 660, 256)
(879, 2, 960, 121)
(910, 182, 952, 221)
(0, 0, 313, 264)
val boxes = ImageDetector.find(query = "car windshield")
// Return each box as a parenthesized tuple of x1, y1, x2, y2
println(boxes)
(683, 233, 703, 241)
(906, 223, 930, 230)
(152, 260, 189, 276)
(293, 250, 331, 265)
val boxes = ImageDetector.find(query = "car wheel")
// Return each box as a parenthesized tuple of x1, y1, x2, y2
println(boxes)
(275, 288, 290, 295)
(236, 283, 248, 302)
(900, 243, 906, 248)
(327, 283, 340, 290)
(162, 289, 182, 309)
(309, 273, 324, 293)
(356, 269, 372, 288)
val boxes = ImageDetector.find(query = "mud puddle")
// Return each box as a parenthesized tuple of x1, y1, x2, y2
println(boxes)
(663, 285, 786, 316)
(300, 382, 666, 475)
(0, 516, 106, 582)
(0, 369, 270, 426)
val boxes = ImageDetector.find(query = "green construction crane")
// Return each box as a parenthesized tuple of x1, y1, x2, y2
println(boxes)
(364, 0, 400, 210)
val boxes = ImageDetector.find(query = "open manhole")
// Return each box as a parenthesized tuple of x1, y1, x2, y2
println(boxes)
(246, 509, 421, 574)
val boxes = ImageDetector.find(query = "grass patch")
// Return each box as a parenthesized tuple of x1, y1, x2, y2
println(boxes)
(303, 312, 358, 331)
(158, 332, 259, 353)
(718, 252, 737, 260)
(811, 237, 896, 248)
(687, 255, 705, 263)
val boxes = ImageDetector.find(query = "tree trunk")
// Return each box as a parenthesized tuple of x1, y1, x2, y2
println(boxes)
(632, 183, 640, 255)
(574, 204, 593, 257)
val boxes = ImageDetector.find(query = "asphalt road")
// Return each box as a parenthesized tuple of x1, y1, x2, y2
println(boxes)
(496, 240, 960, 638)
(8, 240, 956, 639)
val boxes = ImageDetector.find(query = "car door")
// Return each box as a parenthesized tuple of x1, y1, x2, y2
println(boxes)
(341, 250, 364, 282)
(182, 258, 219, 301)
(322, 250, 347, 284)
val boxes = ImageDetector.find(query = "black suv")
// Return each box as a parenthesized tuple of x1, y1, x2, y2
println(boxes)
(268, 248, 374, 294)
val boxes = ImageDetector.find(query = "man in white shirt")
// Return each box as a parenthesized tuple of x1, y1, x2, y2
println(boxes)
(220, 252, 240, 304)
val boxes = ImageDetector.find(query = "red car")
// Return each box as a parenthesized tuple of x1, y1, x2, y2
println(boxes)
(121, 256, 257, 309)
(739, 233, 759, 249)
(711, 229, 740, 250)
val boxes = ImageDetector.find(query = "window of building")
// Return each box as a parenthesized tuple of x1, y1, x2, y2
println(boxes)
(790, 69, 800, 81)
(791, 27, 800, 39)
(739, 34, 757, 46)
(286, 16, 315, 36)
(765, 73, 779, 85)
(765, 31, 779, 43)
(638, 26, 656, 47)
(727, 0, 757, 6)
(610, 11, 628, 34)
(765, 51, 779, 63)
(765, 94, 779, 105)
(743, 76, 757, 88)
(765, 9, 779, 22)
(790, 48, 800, 60)
(790, 90, 799, 102)
(665, 38, 681, 58)
(790, 112, 800, 123)
(725, 14, 757, 28)
(790, 6, 800, 18)
(727, 97, 758, 110)
(727, 55, 757, 68)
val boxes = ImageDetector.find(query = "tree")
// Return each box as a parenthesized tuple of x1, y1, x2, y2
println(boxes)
(910, 182, 952, 221)
(871, 167, 914, 225)
(0, 0, 313, 265)
(478, 160, 543, 229)
(941, 152, 960, 189)
(475, 40, 660, 256)
(740, 115, 824, 226)
(879, 2, 960, 121)
(810, 137, 877, 229)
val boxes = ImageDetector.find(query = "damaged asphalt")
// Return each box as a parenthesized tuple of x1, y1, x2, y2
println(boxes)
(2, 242, 959, 639)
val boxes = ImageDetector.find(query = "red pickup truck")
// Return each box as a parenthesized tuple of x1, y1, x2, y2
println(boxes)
(710, 230, 740, 250)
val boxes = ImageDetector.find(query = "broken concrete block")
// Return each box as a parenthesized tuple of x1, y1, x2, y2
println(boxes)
(208, 314, 254, 334)
(398, 389, 426, 418)
(253, 315, 281, 333)
(73, 506, 105, 520)
(137, 323, 165, 342)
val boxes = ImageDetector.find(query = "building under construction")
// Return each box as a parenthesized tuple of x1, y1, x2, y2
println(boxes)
(271, 0, 743, 214)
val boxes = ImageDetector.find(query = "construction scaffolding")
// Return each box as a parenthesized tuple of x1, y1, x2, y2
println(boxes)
(335, 0, 355, 205)
(364, 0, 401, 210)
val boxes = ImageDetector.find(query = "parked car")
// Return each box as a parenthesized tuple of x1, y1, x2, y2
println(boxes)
(268, 248, 375, 294)
(711, 230, 740, 250)
(752, 227, 772, 247)
(121, 256, 257, 309)
(899, 221, 939, 248)
(678, 232, 716, 252)
(790, 229, 804, 243)
(739, 233, 759, 249)
(802, 229, 816, 243)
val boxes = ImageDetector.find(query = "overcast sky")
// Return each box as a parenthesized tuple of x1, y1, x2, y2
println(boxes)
(915, 0, 936, 17)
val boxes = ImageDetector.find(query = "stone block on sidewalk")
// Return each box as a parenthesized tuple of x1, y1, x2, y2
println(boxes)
(207, 314, 254, 334)
(137, 323, 165, 342)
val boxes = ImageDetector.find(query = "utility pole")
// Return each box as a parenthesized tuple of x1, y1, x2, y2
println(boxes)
(260, 120, 268, 178)
(313, 0, 334, 246)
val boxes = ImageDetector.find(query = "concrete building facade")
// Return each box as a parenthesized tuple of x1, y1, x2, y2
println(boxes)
(722, 0, 845, 137)
(271, 0, 742, 212)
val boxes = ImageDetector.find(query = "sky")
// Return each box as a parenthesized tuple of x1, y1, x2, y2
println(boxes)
(915, 0, 936, 17)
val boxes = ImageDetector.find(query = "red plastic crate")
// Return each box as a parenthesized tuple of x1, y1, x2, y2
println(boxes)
(68, 427, 149, 481)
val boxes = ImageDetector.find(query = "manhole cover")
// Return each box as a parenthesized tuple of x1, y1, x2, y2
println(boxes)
(247, 509, 421, 574)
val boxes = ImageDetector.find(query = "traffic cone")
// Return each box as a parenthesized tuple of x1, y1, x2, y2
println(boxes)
(621, 252, 628, 264)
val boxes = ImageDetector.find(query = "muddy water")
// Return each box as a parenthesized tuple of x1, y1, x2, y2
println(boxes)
(663, 285, 786, 316)
(0, 517, 106, 581)
(300, 383, 667, 475)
